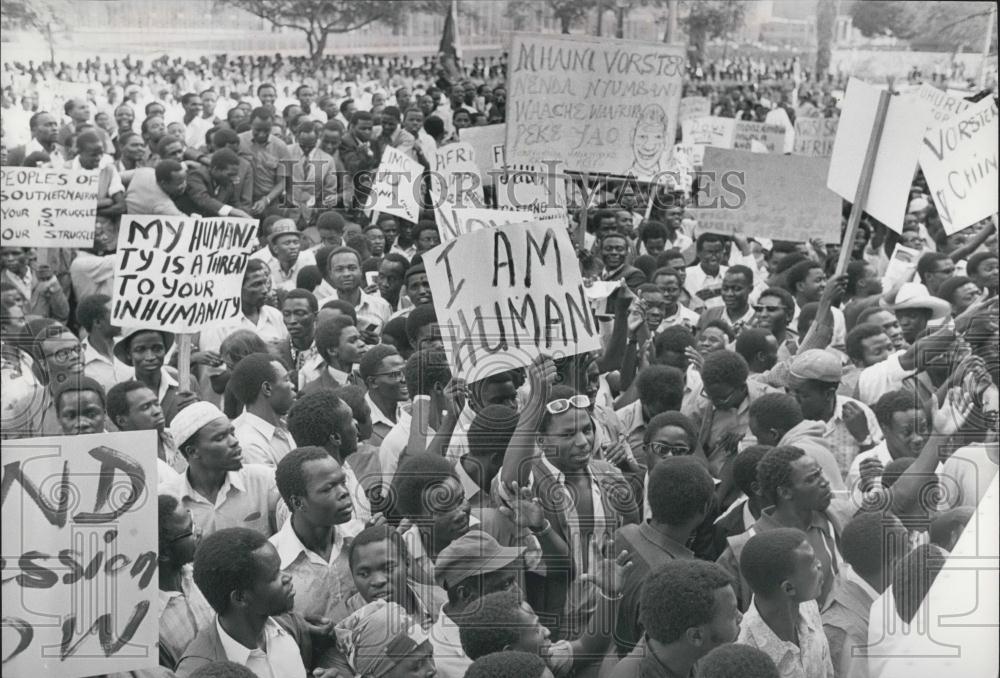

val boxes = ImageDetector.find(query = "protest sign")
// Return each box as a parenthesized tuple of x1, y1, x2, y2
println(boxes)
(827, 77, 928, 233)
(425, 220, 601, 381)
(732, 121, 786, 153)
(793, 117, 839, 157)
(111, 215, 258, 333)
(493, 144, 571, 232)
(882, 243, 921, 290)
(506, 33, 685, 181)
(443, 207, 536, 243)
(460, 124, 506, 184)
(678, 96, 710, 124)
(1, 431, 159, 678)
(916, 82, 972, 125)
(681, 116, 736, 148)
(695, 147, 841, 243)
(0, 167, 99, 247)
(366, 146, 422, 223)
(919, 97, 999, 235)
(431, 142, 485, 241)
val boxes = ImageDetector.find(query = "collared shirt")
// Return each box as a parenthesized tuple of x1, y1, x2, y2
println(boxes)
(160, 465, 279, 538)
(82, 336, 131, 394)
(821, 565, 879, 678)
(614, 399, 647, 460)
(378, 402, 435, 487)
(199, 305, 289, 354)
(657, 304, 700, 331)
(429, 606, 471, 678)
(251, 247, 318, 292)
(184, 115, 216, 149)
(159, 564, 214, 670)
(24, 137, 66, 164)
(125, 166, 184, 215)
(233, 411, 297, 467)
(738, 599, 835, 678)
(365, 392, 400, 449)
(216, 616, 307, 678)
(683, 379, 777, 476)
(442, 402, 477, 467)
(823, 396, 883, 478)
(756, 508, 842, 606)
(685, 263, 728, 309)
(134, 366, 189, 427)
(238, 131, 291, 200)
(720, 304, 756, 334)
(267, 517, 361, 624)
(609, 637, 693, 678)
(856, 353, 914, 406)
(293, 342, 323, 390)
(316, 288, 393, 333)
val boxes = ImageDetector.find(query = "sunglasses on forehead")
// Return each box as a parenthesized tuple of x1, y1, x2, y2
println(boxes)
(545, 394, 591, 415)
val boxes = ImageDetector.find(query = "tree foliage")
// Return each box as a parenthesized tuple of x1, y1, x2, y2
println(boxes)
(0, 0, 71, 63)
(216, 0, 452, 61)
(816, 0, 840, 76)
(849, 0, 918, 39)
(679, 0, 747, 63)
(505, 0, 598, 34)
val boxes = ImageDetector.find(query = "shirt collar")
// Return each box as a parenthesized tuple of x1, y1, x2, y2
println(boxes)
(327, 365, 351, 384)
(271, 516, 346, 569)
(239, 410, 276, 440)
(82, 337, 111, 365)
(842, 564, 879, 601)
(217, 616, 286, 664)
(743, 598, 821, 657)
(182, 467, 245, 499)
(637, 521, 693, 559)
(366, 392, 398, 429)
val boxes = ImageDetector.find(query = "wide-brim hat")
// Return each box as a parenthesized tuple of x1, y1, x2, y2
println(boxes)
(891, 282, 951, 321)
(113, 327, 175, 366)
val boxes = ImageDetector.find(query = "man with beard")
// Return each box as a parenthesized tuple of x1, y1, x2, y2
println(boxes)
(162, 401, 280, 539)
(270, 446, 362, 624)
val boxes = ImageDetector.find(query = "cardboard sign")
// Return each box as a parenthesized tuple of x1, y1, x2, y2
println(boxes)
(882, 243, 921, 289)
(695, 147, 841, 242)
(916, 82, 972, 125)
(827, 78, 929, 233)
(678, 96, 710, 124)
(506, 33, 685, 181)
(793, 117, 839, 157)
(0, 167, 99, 247)
(425, 220, 601, 381)
(431, 142, 486, 242)
(0, 431, 159, 678)
(444, 207, 537, 243)
(493, 144, 570, 232)
(367, 146, 422, 223)
(919, 97, 999, 235)
(732, 121, 786, 153)
(111, 215, 258, 333)
(681, 116, 736, 148)
(459, 124, 506, 184)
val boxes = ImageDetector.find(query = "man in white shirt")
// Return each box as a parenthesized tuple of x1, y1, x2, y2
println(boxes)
(251, 219, 317, 293)
(229, 353, 297, 467)
(76, 293, 130, 393)
(686, 233, 730, 309)
(317, 246, 391, 336)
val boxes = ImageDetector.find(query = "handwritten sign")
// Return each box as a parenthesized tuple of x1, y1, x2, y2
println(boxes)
(425, 221, 601, 381)
(793, 117, 839, 157)
(111, 215, 258, 333)
(678, 96, 710, 124)
(506, 32, 684, 181)
(0, 167, 99, 247)
(916, 83, 972, 125)
(0, 431, 159, 678)
(919, 97, 999, 235)
(367, 146, 422, 223)
(493, 145, 570, 232)
(681, 116, 735, 148)
(459, 124, 506, 184)
(443, 207, 536, 243)
(695, 147, 841, 242)
(732, 121, 786, 153)
(827, 77, 928, 233)
(431, 142, 486, 242)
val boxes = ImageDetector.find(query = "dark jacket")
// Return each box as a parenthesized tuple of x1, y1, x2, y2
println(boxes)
(183, 165, 241, 216)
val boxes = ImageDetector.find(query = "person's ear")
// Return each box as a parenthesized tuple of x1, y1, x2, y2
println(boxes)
(685, 625, 704, 647)
(780, 579, 796, 598)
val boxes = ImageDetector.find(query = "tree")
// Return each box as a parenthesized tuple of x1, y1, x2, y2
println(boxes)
(815, 0, 839, 77)
(849, 0, 918, 38)
(679, 0, 746, 64)
(1, 0, 71, 64)
(215, 0, 447, 62)
(908, 2, 998, 55)
(505, 0, 598, 34)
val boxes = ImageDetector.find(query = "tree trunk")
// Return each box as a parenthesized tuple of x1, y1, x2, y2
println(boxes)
(311, 30, 328, 63)
(46, 22, 55, 65)
(663, 0, 678, 43)
(560, 14, 571, 34)
(815, 0, 839, 78)
(616, 7, 625, 38)
(596, 2, 604, 36)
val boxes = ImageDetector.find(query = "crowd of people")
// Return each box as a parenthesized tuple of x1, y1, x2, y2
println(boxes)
(1, 40, 999, 678)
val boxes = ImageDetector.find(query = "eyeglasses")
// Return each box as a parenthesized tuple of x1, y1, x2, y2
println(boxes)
(647, 441, 692, 458)
(545, 394, 591, 415)
(44, 344, 82, 362)
(373, 369, 405, 381)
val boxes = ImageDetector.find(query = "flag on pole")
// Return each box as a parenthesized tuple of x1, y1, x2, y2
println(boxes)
(439, 0, 462, 61)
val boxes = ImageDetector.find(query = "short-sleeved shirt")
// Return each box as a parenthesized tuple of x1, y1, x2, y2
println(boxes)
(233, 410, 297, 467)
(198, 305, 289, 355)
(238, 131, 291, 200)
(737, 599, 835, 678)
(159, 464, 279, 538)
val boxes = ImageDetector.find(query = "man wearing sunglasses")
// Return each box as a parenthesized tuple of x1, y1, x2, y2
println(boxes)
(749, 287, 798, 363)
